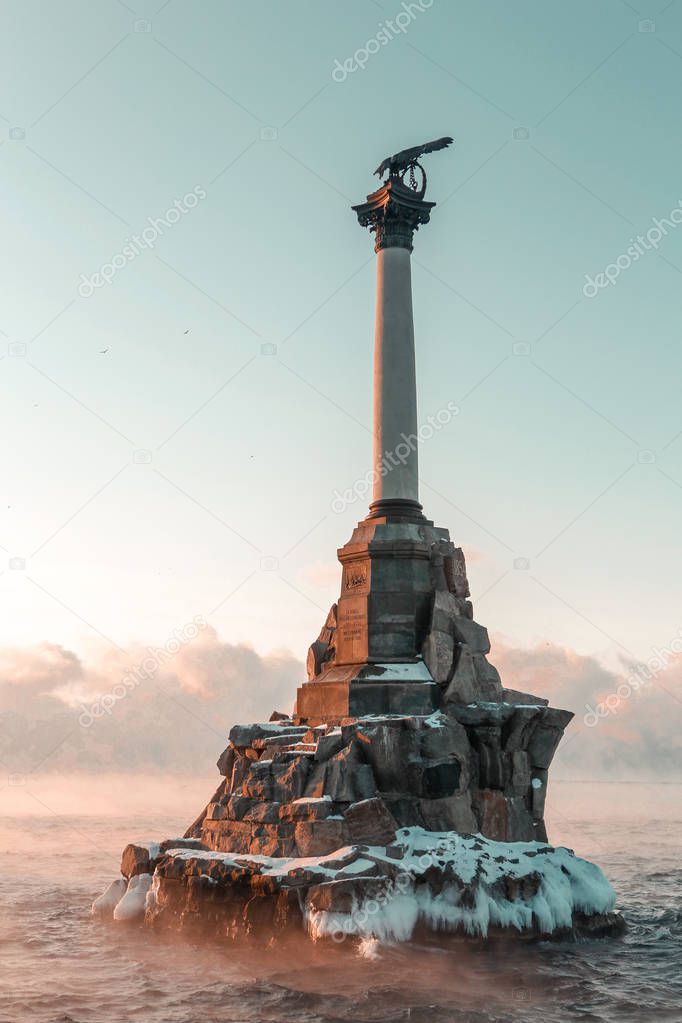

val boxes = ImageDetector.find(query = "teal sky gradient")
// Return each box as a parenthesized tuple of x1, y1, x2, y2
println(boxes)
(2, 0, 682, 669)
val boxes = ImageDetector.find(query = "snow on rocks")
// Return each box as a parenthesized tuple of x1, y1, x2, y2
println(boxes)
(91, 878, 127, 918)
(115, 827, 624, 943)
(113, 873, 152, 922)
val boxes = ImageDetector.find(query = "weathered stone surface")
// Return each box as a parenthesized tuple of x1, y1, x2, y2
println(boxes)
(430, 590, 463, 632)
(303, 759, 328, 798)
(344, 797, 397, 845)
(223, 795, 256, 820)
(449, 703, 517, 727)
(533, 819, 549, 843)
(476, 743, 506, 790)
(216, 745, 235, 778)
(472, 653, 503, 698)
(420, 713, 470, 761)
(510, 750, 531, 796)
(229, 723, 307, 747)
(474, 789, 508, 841)
(508, 796, 535, 841)
(419, 793, 477, 833)
(448, 547, 470, 598)
(295, 818, 350, 856)
(355, 724, 417, 791)
(306, 877, 387, 915)
(527, 709, 573, 768)
(271, 755, 311, 802)
(205, 801, 227, 821)
(279, 797, 334, 822)
(383, 794, 425, 828)
(422, 628, 455, 685)
(410, 758, 462, 799)
(502, 706, 542, 752)
(243, 761, 275, 801)
(451, 617, 490, 654)
(531, 768, 548, 820)
(502, 688, 548, 706)
(315, 730, 345, 762)
(121, 843, 151, 879)
(443, 645, 478, 704)
(307, 639, 329, 681)
(242, 801, 282, 824)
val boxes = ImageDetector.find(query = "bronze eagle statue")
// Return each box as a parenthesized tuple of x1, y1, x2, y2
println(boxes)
(373, 136, 454, 182)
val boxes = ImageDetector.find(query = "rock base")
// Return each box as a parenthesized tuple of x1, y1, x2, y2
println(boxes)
(98, 827, 623, 944)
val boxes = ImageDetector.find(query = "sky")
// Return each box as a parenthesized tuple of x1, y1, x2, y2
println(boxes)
(1, 1, 682, 780)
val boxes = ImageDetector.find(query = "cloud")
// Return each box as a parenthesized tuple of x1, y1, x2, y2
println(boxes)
(0, 627, 679, 780)
(491, 637, 682, 780)
(0, 626, 301, 776)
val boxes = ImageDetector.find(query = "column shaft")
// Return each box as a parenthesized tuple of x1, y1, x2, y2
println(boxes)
(372, 247, 419, 508)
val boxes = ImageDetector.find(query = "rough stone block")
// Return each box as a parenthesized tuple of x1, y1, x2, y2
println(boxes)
(533, 819, 548, 843)
(411, 758, 462, 799)
(315, 730, 345, 762)
(206, 802, 226, 820)
(242, 801, 282, 824)
(419, 793, 477, 833)
(443, 645, 478, 704)
(422, 628, 455, 685)
(243, 761, 274, 801)
(527, 724, 566, 769)
(476, 744, 506, 790)
(430, 590, 463, 632)
(451, 618, 491, 654)
(502, 706, 542, 752)
(421, 713, 469, 759)
(279, 798, 334, 823)
(355, 724, 417, 791)
(224, 795, 257, 820)
(303, 759, 328, 798)
(306, 877, 386, 915)
(120, 843, 151, 879)
(507, 796, 535, 841)
(216, 745, 235, 778)
(531, 769, 548, 820)
(271, 755, 311, 802)
(472, 654, 504, 699)
(502, 688, 548, 706)
(510, 751, 531, 796)
(295, 818, 350, 856)
(474, 789, 508, 841)
(229, 723, 307, 747)
(383, 795, 425, 829)
(343, 797, 397, 846)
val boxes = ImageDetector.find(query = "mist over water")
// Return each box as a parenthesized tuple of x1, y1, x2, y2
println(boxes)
(1, 780, 680, 1023)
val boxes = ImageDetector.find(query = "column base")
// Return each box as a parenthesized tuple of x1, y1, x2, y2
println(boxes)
(365, 497, 427, 523)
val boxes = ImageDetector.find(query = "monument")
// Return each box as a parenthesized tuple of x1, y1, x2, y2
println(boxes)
(298, 135, 507, 723)
(94, 140, 623, 943)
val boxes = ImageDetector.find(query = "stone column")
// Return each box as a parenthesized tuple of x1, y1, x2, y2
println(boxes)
(373, 246, 419, 509)
(353, 179, 435, 521)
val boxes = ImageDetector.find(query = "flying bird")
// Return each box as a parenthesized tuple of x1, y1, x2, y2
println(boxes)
(373, 136, 454, 180)
(99, 348, 109, 354)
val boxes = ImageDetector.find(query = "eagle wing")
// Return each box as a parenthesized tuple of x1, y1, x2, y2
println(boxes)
(373, 136, 453, 178)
